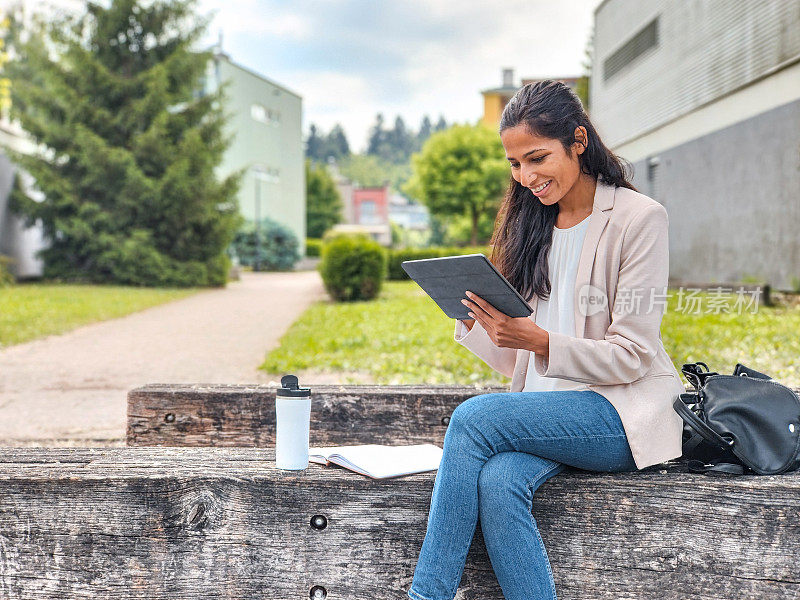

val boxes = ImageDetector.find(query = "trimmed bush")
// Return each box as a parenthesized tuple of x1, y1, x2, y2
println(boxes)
(305, 238, 323, 258)
(232, 218, 301, 271)
(0, 255, 15, 287)
(387, 245, 491, 280)
(318, 234, 387, 301)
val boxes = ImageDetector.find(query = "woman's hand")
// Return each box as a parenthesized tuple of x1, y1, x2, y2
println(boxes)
(461, 290, 549, 356)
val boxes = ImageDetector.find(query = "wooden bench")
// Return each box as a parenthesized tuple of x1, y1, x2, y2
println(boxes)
(127, 384, 509, 447)
(0, 447, 798, 598)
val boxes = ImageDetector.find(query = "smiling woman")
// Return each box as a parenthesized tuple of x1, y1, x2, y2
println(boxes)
(408, 80, 686, 600)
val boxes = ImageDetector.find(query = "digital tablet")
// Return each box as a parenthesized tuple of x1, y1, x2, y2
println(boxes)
(401, 254, 533, 320)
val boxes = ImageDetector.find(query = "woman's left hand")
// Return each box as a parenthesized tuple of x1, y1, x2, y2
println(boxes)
(461, 290, 549, 355)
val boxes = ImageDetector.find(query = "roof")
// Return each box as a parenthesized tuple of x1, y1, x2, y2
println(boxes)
(211, 51, 303, 100)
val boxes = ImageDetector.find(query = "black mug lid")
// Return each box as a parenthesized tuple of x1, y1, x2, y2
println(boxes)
(276, 374, 311, 397)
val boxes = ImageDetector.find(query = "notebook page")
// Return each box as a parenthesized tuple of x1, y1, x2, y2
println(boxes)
(308, 445, 356, 465)
(328, 444, 443, 479)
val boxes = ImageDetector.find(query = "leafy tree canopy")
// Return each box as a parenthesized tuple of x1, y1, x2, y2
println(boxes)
(404, 123, 508, 246)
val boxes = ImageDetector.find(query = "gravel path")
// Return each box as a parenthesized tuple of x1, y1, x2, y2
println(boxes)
(0, 270, 330, 445)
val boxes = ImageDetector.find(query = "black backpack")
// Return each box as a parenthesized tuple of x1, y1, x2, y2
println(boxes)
(673, 362, 800, 475)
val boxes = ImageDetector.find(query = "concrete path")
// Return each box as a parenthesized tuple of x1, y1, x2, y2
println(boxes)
(0, 270, 328, 445)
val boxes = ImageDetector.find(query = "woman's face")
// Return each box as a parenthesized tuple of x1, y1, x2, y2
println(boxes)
(499, 124, 587, 206)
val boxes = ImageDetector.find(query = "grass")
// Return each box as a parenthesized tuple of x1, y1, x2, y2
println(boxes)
(262, 280, 800, 388)
(0, 283, 199, 348)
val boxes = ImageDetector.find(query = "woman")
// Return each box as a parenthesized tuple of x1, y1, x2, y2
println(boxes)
(406, 80, 686, 600)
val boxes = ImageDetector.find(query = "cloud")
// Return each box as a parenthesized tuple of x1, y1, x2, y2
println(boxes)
(198, 0, 602, 151)
(198, 0, 312, 40)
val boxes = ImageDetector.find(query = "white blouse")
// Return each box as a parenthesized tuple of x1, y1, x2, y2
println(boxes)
(522, 215, 592, 393)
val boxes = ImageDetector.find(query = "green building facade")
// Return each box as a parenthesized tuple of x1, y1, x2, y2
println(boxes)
(205, 51, 306, 257)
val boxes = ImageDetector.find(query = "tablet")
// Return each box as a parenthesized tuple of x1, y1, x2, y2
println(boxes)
(401, 254, 533, 320)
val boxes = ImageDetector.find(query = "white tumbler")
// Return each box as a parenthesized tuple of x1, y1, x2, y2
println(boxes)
(275, 374, 312, 470)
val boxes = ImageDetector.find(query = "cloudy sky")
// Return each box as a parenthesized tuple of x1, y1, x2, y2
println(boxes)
(197, 0, 603, 152)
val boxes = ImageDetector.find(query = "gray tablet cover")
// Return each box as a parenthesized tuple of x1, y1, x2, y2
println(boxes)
(401, 254, 533, 320)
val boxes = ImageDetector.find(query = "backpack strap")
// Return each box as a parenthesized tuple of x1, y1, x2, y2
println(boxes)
(686, 459, 746, 476)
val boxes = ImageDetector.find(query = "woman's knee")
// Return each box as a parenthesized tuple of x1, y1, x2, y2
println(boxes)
(477, 452, 559, 507)
(448, 393, 504, 430)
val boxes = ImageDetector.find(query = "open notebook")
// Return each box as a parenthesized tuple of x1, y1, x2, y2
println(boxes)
(307, 444, 443, 479)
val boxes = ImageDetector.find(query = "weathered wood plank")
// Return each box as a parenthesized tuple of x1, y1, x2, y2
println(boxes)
(128, 383, 800, 448)
(0, 447, 798, 599)
(127, 384, 508, 447)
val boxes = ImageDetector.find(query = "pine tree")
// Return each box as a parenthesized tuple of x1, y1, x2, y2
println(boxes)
(366, 113, 386, 157)
(305, 159, 343, 238)
(416, 115, 432, 151)
(5, 0, 242, 287)
(305, 123, 324, 161)
(326, 123, 350, 159)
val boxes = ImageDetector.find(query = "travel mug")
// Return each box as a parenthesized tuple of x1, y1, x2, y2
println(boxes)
(275, 374, 312, 470)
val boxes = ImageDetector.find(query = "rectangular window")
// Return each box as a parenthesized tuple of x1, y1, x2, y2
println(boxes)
(603, 17, 659, 83)
(360, 200, 378, 224)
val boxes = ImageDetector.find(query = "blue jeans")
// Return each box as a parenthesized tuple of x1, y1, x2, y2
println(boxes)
(407, 390, 638, 600)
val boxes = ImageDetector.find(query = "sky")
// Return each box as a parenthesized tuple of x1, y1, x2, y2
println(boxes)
(198, 0, 603, 153)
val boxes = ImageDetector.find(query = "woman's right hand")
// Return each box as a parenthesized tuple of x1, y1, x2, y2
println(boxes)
(459, 318, 475, 332)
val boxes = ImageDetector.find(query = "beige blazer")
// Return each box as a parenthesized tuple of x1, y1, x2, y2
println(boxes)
(454, 176, 686, 470)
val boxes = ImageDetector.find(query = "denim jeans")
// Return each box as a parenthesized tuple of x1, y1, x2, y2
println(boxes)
(407, 390, 639, 600)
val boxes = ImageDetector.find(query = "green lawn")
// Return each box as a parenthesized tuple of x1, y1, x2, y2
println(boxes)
(262, 281, 800, 387)
(0, 283, 199, 348)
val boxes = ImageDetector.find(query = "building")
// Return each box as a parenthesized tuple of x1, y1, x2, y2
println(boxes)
(591, 0, 800, 289)
(329, 178, 392, 246)
(0, 0, 83, 278)
(204, 49, 305, 257)
(388, 193, 430, 230)
(352, 186, 389, 227)
(480, 69, 580, 129)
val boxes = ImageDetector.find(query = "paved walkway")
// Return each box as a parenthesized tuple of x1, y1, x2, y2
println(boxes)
(0, 271, 328, 445)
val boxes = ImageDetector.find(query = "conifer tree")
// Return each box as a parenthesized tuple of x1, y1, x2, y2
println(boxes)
(305, 159, 343, 238)
(5, 0, 241, 286)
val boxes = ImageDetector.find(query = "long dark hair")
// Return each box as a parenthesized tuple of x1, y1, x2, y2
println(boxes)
(489, 80, 637, 303)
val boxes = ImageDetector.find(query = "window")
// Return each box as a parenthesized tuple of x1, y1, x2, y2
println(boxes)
(359, 200, 378, 224)
(647, 156, 661, 202)
(251, 103, 281, 125)
(603, 17, 659, 82)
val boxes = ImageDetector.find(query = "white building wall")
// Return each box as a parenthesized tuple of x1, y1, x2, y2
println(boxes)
(591, 0, 800, 148)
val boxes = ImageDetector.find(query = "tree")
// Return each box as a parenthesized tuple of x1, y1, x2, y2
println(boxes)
(305, 122, 350, 163)
(416, 115, 432, 151)
(367, 112, 420, 165)
(366, 113, 386, 157)
(326, 123, 350, 159)
(305, 123, 325, 161)
(404, 124, 507, 246)
(434, 115, 448, 132)
(337, 153, 411, 192)
(305, 159, 343, 238)
(5, 0, 241, 287)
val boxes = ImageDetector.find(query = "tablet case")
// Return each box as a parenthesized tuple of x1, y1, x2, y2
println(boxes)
(401, 254, 534, 320)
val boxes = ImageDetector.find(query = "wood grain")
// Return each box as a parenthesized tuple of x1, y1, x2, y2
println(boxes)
(0, 447, 798, 599)
(127, 384, 509, 447)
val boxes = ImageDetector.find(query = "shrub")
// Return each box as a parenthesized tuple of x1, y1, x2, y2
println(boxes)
(387, 245, 491, 280)
(94, 230, 228, 287)
(232, 218, 301, 271)
(0, 255, 15, 287)
(318, 234, 387, 301)
(305, 238, 323, 258)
